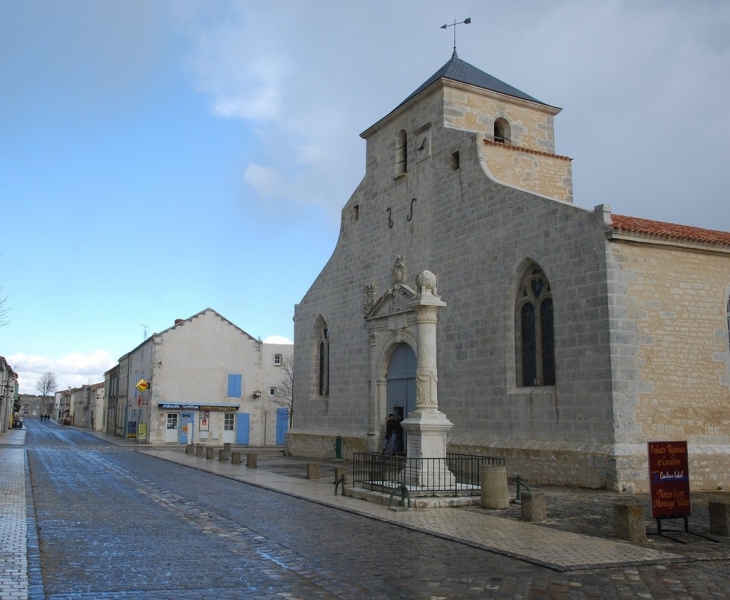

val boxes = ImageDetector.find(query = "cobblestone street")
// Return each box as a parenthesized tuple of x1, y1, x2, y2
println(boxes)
(2, 420, 727, 598)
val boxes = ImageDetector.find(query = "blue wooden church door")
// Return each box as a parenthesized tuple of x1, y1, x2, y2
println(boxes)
(386, 343, 416, 453)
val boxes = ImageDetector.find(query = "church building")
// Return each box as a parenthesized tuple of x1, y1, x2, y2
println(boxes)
(288, 52, 730, 492)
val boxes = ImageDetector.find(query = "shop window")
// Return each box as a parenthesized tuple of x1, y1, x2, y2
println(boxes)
(224, 413, 235, 431)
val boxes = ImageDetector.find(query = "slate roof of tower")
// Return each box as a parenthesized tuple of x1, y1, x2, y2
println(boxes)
(395, 52, 552, 111)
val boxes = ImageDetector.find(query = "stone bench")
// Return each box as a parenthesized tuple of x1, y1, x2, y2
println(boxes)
(614, 503, 646, 542)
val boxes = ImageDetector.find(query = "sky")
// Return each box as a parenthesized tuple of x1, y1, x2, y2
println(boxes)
(1, 1, 729, 395)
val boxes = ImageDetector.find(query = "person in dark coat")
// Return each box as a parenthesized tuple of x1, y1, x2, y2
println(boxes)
(383, 413, 397, 454)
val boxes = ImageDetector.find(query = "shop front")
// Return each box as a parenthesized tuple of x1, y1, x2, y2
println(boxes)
(157, 402, 244, 445)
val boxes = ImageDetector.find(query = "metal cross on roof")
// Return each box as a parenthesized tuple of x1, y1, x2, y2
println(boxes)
(440, 17, 471, 57)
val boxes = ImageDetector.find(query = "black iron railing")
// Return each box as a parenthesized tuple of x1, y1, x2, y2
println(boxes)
(351, 452, 505, 497)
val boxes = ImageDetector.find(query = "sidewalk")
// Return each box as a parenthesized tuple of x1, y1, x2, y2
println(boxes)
(0, 429, 29, 600)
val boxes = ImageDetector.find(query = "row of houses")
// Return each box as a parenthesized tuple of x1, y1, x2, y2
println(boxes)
(0, 356, 19, 433)
(56, 308, 293, 447)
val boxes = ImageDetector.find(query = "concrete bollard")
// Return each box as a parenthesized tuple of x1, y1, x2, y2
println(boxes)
(185, 444, 194, 455)
(334, 467, 348, 484)
(224, 442, 231, 452)
(614, 503, 646, 542)
(218, 449, 228, 462)
(307, 463, 320, 480)
(231, 451, 242, 465)
(195, 445, 204, 457)
(206, 447, 215, 459)
(246, 453, 258, 468)
(521, 491, 546, 522)
(480, 465, 509, 509)
(709, 501, 730, 536)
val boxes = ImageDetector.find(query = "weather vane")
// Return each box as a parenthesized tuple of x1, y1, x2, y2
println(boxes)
(441, 17, 471, 56)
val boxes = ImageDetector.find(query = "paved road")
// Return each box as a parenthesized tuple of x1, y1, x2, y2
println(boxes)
(23, 419, 730, 599)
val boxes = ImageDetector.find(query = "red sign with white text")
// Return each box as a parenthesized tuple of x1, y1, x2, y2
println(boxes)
(648, 441, 691, 519)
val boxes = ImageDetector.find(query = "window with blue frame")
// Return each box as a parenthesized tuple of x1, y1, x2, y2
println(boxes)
(227, 374, 242, 398)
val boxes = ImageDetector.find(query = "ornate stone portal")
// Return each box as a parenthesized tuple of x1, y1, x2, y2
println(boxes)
(364, 261, 455, 489)
(400, 270, 456, 489)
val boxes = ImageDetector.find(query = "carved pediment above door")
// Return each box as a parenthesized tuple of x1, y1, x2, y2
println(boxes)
(364, 283, 417, 321)
(364, 256, 417, 323)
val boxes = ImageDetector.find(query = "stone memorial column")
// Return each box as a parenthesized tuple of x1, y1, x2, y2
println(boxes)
(401, 271, 455, 489)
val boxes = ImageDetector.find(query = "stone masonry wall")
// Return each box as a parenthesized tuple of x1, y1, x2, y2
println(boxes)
(443, 85, 557, 153)
(608, 240, 730, 491)
(291, 81, 628, 488)
(481, 141, 573, 203)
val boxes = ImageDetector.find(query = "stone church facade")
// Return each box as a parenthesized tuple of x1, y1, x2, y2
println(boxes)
(288, 53, 730, 492)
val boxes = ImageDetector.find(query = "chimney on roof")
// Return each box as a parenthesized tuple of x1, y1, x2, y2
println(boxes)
(175, 319, 183, 325)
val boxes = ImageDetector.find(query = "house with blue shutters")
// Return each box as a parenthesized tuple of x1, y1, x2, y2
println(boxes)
(116, 308, 292, 447)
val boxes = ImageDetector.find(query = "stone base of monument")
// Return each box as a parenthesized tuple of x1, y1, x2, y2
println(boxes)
(347, 486, 481, 508)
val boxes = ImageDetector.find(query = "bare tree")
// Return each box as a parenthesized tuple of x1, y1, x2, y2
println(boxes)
(273, 354, 294, 428)
(36, 372, 58, 415)
(0, 287, 9, 327)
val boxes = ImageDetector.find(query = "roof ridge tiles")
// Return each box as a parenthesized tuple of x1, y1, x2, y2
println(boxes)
(611, 214, 730, 246)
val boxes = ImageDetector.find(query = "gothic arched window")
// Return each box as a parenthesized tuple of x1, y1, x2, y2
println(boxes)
(318, 323, 329, 396)
(515, 265, 555, 387)
(396, 129, 408, 175)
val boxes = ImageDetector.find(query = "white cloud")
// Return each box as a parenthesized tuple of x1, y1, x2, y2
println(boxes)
(174, 1, 730, 228)
(243, 163, 283, 198)
(8, 350, 115, 395)
(262, 335, 293, 345)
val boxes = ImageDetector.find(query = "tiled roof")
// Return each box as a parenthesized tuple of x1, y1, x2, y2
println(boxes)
(611, 214, 730, 247)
